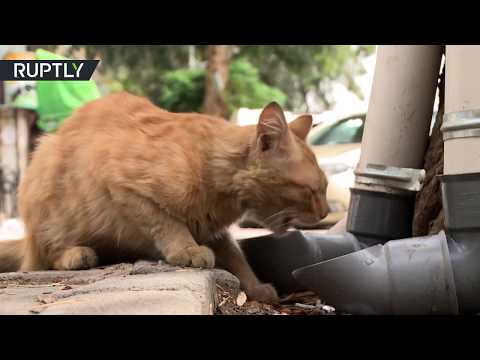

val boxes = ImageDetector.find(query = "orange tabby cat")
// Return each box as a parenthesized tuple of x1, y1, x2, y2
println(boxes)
(0, 92, 329, 303)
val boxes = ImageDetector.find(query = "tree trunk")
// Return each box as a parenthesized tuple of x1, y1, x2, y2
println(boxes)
(201, 45, 231, 117)
(412, 49, 446, 236)
(0, 80, 4, 104)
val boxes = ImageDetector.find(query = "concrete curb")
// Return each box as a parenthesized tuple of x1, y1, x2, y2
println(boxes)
(0, 261, 240, 315)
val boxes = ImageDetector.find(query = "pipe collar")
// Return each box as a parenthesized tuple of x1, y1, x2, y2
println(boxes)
(442, 110, 480, 141)
(354, 164, 425, 193)
(354, 164, 425, 192)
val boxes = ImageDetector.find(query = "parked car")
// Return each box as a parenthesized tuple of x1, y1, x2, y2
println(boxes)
(307, 113, 366, 226)
(308, 110, 438, 226)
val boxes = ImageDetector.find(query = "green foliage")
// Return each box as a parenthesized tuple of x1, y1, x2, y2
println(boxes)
(155, 58, 286, 116)
(158, 68, 205, 113)
(73, 45, 375, 112)
(225, 58, 286, 115)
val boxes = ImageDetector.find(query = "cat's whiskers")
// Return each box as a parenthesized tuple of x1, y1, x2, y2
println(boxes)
(262, 209, 292, 225)
(263, 208, 297, 230)
(263, 209, 289, 224)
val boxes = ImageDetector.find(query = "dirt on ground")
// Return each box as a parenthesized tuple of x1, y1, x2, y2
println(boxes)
(215, 280, 337, 315)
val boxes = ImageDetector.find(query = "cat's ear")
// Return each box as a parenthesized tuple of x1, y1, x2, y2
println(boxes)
(256, 102, 289, 153)
(289, 115, 313, 141)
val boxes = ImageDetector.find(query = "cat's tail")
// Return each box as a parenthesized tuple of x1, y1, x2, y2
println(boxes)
(0, 238, 24, 273)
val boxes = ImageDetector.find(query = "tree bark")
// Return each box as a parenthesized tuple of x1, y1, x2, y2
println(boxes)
(0, 80, 4, 104)
(412, 49, 446, 236)
(201, 45, 231, 117)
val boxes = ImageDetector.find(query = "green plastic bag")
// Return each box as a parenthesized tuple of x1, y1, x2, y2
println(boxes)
(35, 49, 100, 132)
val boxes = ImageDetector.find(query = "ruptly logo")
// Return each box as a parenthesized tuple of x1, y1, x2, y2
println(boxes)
(0, 60, 100, 81)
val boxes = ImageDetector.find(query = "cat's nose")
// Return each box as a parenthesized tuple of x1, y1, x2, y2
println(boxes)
(319, 201, 330, 219)
(320, 208, 329, 219)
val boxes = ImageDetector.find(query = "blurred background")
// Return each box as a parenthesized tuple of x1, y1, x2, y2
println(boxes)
(0, 44, 378, 237)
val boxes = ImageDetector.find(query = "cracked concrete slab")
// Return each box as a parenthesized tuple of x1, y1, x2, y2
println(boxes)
(0, 261, 240, 315)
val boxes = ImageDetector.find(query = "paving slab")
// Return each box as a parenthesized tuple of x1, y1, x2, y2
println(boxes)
(0, 261, 240, 315)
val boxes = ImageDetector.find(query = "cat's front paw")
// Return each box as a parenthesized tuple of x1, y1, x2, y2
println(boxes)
(166, 245, 215, 269)
(246, 283, 279, 304)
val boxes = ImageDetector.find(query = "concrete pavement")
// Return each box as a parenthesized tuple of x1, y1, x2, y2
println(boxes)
(0, 261, 240, 315)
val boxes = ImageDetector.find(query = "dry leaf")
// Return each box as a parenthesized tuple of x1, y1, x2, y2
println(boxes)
(236, 291, 247, 307)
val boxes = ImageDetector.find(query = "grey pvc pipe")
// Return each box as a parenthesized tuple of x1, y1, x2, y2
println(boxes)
(239, 231, 362, 294)
(358, 45, 442, 172)
(441, 173, 480, 314)
(293, 174, 480, 315)
(293, 232, 459, 314)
